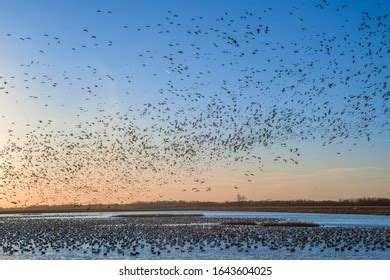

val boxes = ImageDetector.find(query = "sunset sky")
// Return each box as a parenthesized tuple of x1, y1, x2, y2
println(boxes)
(0, 0, 389, 207)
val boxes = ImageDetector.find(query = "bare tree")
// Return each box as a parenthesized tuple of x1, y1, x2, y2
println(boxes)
(236, 194, 247, 209)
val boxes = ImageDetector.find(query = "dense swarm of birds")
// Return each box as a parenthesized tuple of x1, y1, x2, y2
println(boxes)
(0, 0, 389, 206)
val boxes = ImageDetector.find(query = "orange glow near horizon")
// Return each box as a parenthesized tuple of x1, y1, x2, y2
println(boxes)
(1, 166, 389, 208)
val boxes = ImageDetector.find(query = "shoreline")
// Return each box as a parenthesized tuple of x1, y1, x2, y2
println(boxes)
(1, 206, 390, 216)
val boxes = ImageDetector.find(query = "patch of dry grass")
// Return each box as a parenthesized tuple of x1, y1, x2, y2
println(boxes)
(221, 220, 320, 227)
(222, 221, 259, 226)
(259, 221, 319, 227)
(113, 214, 204, 218)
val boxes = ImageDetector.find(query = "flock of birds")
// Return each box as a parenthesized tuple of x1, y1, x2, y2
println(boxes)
(0, 0, 389, 206)
(0, 216, 389, 259)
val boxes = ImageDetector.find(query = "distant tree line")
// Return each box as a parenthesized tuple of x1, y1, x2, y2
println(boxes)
(121, 197, 390, 208)
(1, 197, 389, 212)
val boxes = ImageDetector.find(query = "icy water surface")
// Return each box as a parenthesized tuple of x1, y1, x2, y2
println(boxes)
(0, 211, 389, 259)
